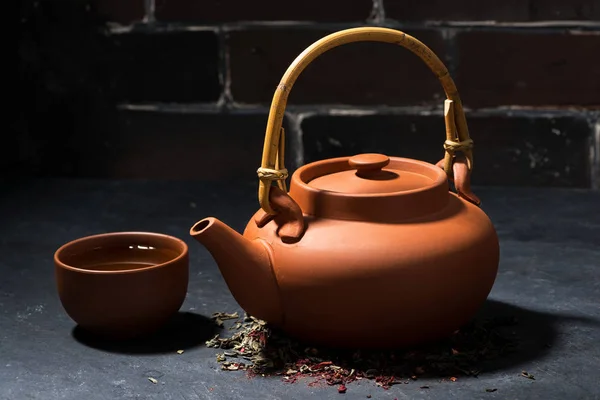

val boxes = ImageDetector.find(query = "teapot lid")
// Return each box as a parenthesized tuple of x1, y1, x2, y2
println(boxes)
(288, 154, 451, 222)
(308, 154, 435, 194)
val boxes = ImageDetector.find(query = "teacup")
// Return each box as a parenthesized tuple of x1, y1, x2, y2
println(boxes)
(54, 232, 189, 339)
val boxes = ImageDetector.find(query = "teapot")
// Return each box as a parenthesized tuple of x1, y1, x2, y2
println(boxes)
(190, 27, 499, 348)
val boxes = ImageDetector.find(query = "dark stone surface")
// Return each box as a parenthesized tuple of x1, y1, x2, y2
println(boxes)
(0, 179, 599, 399)
(301, 113, 593, 187)
(455, 30, 600, 108)
(227, 27, 447, 105)
(155, 0, 373, 22)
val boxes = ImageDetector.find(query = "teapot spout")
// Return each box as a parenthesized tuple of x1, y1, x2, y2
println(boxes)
(190, 218, 283, 325)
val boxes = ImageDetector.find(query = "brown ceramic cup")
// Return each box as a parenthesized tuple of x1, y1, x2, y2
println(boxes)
(54, 232, 189, 340)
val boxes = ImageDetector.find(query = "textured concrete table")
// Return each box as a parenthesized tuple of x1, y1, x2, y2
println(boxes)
(1, 179, 599, 400)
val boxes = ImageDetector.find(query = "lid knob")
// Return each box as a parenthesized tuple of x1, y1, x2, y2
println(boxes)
(349, 153, 390, 178)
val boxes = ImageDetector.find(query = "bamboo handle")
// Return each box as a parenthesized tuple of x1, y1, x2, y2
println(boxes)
(257, 27, 473, 214)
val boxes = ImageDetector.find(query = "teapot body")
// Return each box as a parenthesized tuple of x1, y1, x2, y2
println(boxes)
(243, 188, 499, 348)
(194, 26, 503, 348)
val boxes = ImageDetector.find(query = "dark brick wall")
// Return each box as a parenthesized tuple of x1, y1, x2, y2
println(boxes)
(12, 0, 600, 189)
(302, 113, 592, 187)
(455, 30, 600, 108)
(385, 0, 600, 22)
(154, 0, 373, 22)
(227, 28, 447, 105)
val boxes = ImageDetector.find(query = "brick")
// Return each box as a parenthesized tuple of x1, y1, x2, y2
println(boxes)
(228, 28, 449, 106)
(301, 113, 591, 187)
(155, 0, 372, 22)
(21, 0, 145, 26)
(529, 0, 600, 20)
(104, 31, 221, 103)
(385, 0, 529, 22)
(93, 0, 145, 24)
(384, 0, 600, 21)
(56, 110, 294, 180)
(455, 31, 600, 108)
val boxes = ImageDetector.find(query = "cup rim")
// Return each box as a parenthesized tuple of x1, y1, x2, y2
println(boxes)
(54, 231, 188, 275)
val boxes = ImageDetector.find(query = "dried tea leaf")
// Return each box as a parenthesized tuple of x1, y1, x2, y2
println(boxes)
(216, 353, 226, 362)
(176, 350, 184, 354)
(212, 312, 239, 320)
(485, 388, 498, 392)
(205, 311, 520, 393)
(148, 377, 158, 384)
(365, 369, 378, 378)
(521, 371, 535, 380)
(221, 361, 244, 371)
(205, 334, 221, 348)
(230, 322, 243, 330)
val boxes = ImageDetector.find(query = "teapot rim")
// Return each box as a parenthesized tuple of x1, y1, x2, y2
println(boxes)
(287, 155, 451, 222)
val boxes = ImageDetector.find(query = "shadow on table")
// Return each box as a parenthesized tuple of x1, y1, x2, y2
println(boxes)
(227, 299, 599, 379)
(465, 299, 598, 373)
(72, 311, 219, 355)
(71, 300, 599, 372)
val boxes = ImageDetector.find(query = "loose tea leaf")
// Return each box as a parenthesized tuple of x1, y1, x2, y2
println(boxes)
(521, 371, 535, 380)
(486, 388, 498, 392)
(211, 312, 240, 328)
(148, 377, 158, 384)
(176, 350, 184, 354)
(212, 312, 240, 320)
(205, 312, 519, 393)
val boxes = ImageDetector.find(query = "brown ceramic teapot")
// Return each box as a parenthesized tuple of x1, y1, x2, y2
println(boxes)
(190, 27, 499, 348)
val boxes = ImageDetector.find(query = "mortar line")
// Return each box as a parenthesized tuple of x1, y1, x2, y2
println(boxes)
(143, 0, 155, 23)
(283, 112, 308, 171)
(441, 27, 459, 78)
(216, 27, 233, 108)
(108, 20, 600, 34)
(116, 102, 599, 119)
(368, 0, 386, 24)
(592, 120, 600, 189)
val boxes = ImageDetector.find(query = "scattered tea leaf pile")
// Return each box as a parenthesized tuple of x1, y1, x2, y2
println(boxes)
(205, 312, 519, 391)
